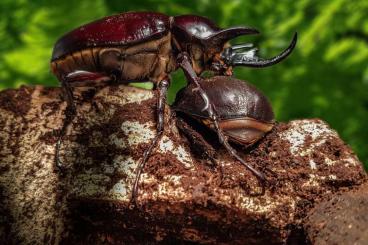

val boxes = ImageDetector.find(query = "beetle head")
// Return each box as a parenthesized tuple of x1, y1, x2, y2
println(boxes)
(172, 15, 297, 74)
(172, 15, 258, 74)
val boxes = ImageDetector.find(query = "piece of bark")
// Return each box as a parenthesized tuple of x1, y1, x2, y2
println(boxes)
(304, 182, 368, 245)
(0, 85, 366, 244)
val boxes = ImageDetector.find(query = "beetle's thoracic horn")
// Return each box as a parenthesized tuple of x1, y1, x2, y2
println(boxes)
(221, 32, 297, 67)
(205, 27, 259, 48)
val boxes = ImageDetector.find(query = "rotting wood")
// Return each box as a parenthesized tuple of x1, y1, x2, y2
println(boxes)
(0, 85, 366, 244)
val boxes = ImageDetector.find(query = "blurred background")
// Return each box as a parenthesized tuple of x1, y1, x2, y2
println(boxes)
(0, 0, 367, 169)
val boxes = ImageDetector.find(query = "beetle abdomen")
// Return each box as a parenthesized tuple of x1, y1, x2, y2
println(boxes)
(51, 48, 100, 80)
(51, 12, 170, 61)
(51, 33, 175, 84)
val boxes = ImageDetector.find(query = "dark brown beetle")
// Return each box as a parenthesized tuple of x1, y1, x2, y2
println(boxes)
(50, 11, 296, 201)
(173, 76, 274, 191)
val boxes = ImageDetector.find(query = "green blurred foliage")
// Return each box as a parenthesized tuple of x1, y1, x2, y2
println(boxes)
(0, 0, 367, 169)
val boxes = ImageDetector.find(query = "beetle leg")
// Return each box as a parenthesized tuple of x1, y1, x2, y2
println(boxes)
(221, 137, 266, 195)
(177, 52, 211, 112)
(55, 79, 77, 170)
(62, 70, 113, 87)
(177, 53, 265, 194)
(205, 105, 266, 194)
(131, 78, 170, 205)
(55, 71, 113, 170)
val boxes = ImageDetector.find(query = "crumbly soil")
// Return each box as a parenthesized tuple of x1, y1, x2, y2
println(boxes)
(0, 85, 366, 244)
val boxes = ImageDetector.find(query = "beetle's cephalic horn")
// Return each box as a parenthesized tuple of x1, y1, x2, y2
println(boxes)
(221, 32, 297, 67)
(205, 27, 259, 48)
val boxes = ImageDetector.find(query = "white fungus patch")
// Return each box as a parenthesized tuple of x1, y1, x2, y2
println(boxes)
(344, 157, 359, 167)
(328, 175, 337, 180)
(309, 160, 317, 170)
(121, 121, 155, 146)
(280, 120, 334, 155)
(109, 134, 127, 149)
(73, 174, 111, 197)
(163, 174, 183, 184)
(214, 188, 296, 215)
(159, 136, 194, 169)
(324, 157, 358, 167)
(324, 157, 336, 166)
(113, 155, 137, 177)
(155, 182, 187, 200)
(101, 86, 154, 106)
(302, 174, 326, 188)
(109, 180, 130, 201)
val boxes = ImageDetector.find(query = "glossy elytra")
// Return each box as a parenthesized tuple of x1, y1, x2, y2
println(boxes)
(50, 11, 296, 203)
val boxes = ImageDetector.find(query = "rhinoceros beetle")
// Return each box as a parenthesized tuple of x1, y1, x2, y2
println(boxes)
(173, 76, 274, 193)
(50, 11, 296, 202)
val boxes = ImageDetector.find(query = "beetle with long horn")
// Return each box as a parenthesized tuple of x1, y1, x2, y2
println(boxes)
(50, 12, 297, 203)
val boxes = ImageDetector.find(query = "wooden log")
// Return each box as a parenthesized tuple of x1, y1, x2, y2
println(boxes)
(0, 85, 366, 244)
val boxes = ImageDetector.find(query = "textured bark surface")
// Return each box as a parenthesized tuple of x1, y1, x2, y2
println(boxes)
(304, 182, 368, 245)
(0, 85, 366, 244)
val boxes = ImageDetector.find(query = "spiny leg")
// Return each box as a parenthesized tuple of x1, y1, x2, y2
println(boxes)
(55, 79, 77, 170)
(131, 78, 170, 205)
(55, 71, 112, 170)
(177, 53, 265, 193)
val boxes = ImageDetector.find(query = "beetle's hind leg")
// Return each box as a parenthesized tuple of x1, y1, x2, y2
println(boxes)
(131, 78, 170, 205)
(55, 71, 112, 170)
(55, 79, 77, 170)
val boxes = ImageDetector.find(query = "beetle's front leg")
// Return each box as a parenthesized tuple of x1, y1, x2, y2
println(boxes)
(177, 53, 223, 142)
(177, 53, 211, 112)
(131, 77, 170, 205)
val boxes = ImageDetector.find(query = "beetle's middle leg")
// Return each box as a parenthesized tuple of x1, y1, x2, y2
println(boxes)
(131, 77, 170, 205)
(177, 53, 266, 194)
